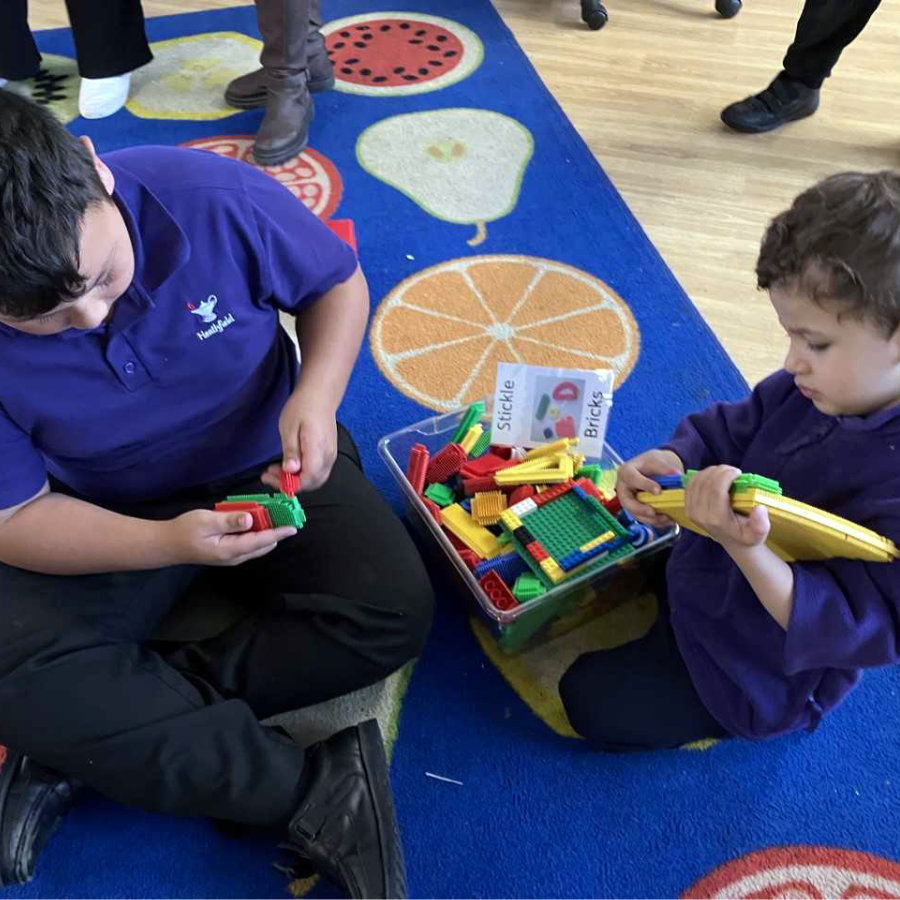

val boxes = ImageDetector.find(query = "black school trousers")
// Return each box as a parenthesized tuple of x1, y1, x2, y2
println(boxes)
(0, 426, 434, 826)
(782, 0, 881, 89)
(1, 0, 152, 81)
(559, 553, 728, 751)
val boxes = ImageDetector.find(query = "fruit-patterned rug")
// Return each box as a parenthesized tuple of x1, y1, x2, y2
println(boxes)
(9, 2, 900, 899)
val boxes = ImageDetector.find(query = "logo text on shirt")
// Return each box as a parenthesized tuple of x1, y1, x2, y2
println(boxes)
(186, 295, 236, 341)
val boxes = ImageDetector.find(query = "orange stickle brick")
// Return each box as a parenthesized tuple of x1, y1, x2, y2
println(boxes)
(471, 491, 508, 526)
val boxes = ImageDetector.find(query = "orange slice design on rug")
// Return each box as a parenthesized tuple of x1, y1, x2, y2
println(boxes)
(683, 846, 900, 899)
(180, 135, 343, 220)
(371, 255, 640, 410)
(322, 13, 483, 96)
(127, 32, 262, 120)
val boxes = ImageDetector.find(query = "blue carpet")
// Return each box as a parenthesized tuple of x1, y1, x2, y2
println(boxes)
(10, 3, 900, 898)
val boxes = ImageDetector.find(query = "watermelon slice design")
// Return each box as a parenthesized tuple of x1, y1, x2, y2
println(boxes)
(179, 135, 343, 221)
(322, 13, 484, 96)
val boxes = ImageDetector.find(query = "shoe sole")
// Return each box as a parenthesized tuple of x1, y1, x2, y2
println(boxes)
(225, 75, 336, 110)
(0, 754, 72, 888)
(720, 102, 819, 134)
(353, 720, 408, 900)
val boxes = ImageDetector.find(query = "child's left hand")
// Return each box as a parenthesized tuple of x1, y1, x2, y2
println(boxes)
(262, 391, 338, 493)
(684, 465, 771, 549)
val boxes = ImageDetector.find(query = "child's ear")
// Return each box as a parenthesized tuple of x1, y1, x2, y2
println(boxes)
(77, 135, 115, 196)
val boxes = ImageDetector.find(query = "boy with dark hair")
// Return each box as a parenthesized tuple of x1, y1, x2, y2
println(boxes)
(0, 88, 433, 896)
(560, 171, 900, 750)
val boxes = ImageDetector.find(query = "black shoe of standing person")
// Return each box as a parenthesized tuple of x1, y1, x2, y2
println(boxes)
(280, 719, 408, 899)
(0, 748, 75, 887)
(720, 72, 820, 134)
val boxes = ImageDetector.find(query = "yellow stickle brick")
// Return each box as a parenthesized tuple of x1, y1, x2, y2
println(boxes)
(471, 491, 508, 526)
(579, 531, 615, 554)
(459, 424, 484, 455)
(500, 509, 522, 530)
(442, 504, 505, 559)
(524, 438, 579, 459)
(539, 558, 565, 583)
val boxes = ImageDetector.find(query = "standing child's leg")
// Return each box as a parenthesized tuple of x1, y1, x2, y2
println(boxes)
(559, 562, 727, 751)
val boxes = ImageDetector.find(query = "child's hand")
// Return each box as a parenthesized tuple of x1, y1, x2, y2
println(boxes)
(263, 391, 338, 493)
(684, 465, 771, 549)
(167, 510, 297, 566)
(616, 449, 684, 528)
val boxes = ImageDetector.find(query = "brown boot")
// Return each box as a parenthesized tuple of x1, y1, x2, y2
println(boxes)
(252, 69, 314, 165)
(225, 0, 334, 109)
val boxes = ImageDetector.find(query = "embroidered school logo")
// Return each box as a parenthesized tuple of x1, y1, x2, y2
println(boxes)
(187, 295, 218, 323)
(186, 295, 236, 342)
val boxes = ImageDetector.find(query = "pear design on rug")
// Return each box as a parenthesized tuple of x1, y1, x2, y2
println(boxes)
(357, 108, 533, 245)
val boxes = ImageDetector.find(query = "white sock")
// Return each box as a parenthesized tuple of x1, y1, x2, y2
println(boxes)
(78, 73, 131, 119)
(0, 78, 7, 88)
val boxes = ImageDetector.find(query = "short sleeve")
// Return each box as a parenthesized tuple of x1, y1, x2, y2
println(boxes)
(242, 165, 358, 313)
(0, 405, 47, 509)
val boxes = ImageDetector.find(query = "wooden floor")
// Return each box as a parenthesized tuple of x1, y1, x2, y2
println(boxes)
(30, 0, 900, 387)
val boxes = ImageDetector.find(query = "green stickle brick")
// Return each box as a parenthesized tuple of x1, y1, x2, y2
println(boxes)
(451, 401, 486, 445)
(267, 496, 306, 529)
(684, 470, 783, 495)
(226, 492, 306, 529)
(501, 487, 635, 589)
(498, 531, 512, 546)
(469, 427, 492, 458)
(424, 482, 457, 507)
(576, 464, 602, 483)
(513, 572, 547, 603)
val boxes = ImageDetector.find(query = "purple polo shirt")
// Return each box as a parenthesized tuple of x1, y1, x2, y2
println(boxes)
(0, 146, 357, 507)
(663, 369, 900, 740)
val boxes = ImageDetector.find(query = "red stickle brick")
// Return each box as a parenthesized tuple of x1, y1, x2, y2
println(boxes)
(215, 501, 263, 513)
(531, 481, 576, 508)
(527, 541, 549, 562)
(280, 470, 301, 497)
(425, 443, 468, 484)
(459, 453, 516, 479)
(422, 497, 442, 524)
(462, 475, 499, 495)
(249, 506, 274, 532)
(458, 549, 480, 571)
(479, 571, 518, 612)
(406, 443, 430, 495)
(508, 484, 536, 506)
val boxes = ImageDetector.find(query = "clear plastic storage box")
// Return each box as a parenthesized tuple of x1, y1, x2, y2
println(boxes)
(378, 398, 677, 653)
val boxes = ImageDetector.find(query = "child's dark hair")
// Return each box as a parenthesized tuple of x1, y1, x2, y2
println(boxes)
(757, 171, 900, 337)
(0, 89, 110, 319)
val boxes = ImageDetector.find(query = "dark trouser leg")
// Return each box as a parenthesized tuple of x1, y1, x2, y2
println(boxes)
(0, 0, 41, 81)
(559, 564, 727, 751)
(782, 0, 881, 89)
(64, 0, 153, 78)
(0, 564, 305, 825)
(161, 426, 435, 719)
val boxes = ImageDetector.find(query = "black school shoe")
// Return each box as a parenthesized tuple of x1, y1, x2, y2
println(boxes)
(0, 748, 75, 887)
(280, 719, 408, 899)
(721, 72, 820, 133)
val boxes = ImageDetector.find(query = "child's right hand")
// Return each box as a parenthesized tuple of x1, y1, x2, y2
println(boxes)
(616, 449, 685, 528)
(166, 510, 298, 566)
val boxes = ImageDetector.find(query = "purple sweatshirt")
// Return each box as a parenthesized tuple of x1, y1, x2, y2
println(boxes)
(662, 369, 900, 740)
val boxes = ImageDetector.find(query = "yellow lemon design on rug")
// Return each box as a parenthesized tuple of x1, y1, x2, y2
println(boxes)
(127, 32, 262, 120)
(4, 55, 79, 124)
(370, 254, 640, 411)
(357, 109, 533, 245)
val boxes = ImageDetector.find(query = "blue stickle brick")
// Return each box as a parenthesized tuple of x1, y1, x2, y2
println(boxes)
(460, 498, 472, 512)
(649, 474, 685, 490)
(617, 509, 636, 528)
(474, 551, 530, 584)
